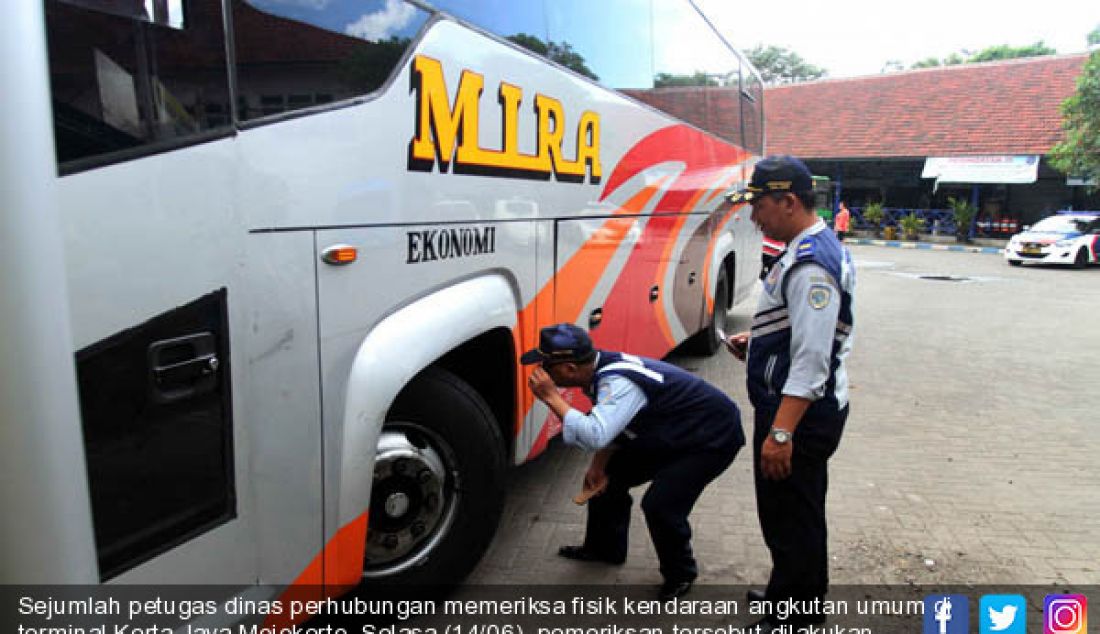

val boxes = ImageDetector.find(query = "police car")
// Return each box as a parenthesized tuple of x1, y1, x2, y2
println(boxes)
(1003, 211, 1100, 268)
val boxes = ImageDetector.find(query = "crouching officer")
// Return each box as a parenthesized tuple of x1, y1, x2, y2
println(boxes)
(524, 323, 743, 600)
(725, 155, 856, 628)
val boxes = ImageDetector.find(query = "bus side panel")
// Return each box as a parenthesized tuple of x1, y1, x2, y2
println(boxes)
(58, 140, 265, 583)
(240, 231, 325, 584)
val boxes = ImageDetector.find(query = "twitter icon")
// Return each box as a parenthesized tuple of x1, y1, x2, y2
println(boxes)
(982, 595, 1027, 634)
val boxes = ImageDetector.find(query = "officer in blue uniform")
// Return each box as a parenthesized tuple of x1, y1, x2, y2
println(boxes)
(524, 324, 743, 600)
(725, 156, 855, 628)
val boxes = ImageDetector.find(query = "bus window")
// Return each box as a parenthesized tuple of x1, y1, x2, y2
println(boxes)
(741, 70, 764, 154)
(644, 1, 744, 146)
(545, 0, 653, 89)
(233, 0, 429, 122)
(45, 0, 232, 169)
(59, 0, 186, 29)
(427, 1, 546, 54)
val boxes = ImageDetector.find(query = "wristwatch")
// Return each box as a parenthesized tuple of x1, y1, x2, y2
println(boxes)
(769, 427, 792, 444)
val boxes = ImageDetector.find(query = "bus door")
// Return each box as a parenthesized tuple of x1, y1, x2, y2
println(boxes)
(553, 214, 646, 351)
(638, 212, 712, 357)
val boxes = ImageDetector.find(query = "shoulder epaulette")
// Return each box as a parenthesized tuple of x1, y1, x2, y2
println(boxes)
(795, 236, 816, 260)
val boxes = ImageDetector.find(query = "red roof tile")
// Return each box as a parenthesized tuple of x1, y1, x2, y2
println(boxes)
(763, 54, 1089, 159)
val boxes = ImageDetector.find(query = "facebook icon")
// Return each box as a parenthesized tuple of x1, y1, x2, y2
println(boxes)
(925, 595, 970, 634)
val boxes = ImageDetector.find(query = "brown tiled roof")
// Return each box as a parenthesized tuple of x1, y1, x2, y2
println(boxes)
(763, 53, 1089, 159)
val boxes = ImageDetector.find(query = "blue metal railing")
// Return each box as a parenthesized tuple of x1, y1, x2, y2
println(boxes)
(851, 207, 955, 233)
(850, 207, 1019, 236)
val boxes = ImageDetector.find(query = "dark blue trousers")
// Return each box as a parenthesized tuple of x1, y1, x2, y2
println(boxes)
(753, 406, 847, 604)
(581, 442, 739, 583)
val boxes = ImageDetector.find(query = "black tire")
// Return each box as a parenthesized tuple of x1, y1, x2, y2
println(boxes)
(362, 367, 505, 586)
(1008, 260, 1022, 267)
(1073, 248, 1088, 269)
(685, 266, 730, 356)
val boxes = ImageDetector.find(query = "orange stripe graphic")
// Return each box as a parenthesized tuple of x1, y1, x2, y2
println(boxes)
(262, 512, 369, 629)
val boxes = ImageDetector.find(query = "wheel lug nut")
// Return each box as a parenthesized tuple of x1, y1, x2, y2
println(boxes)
(411, 521, 425, 537)
(382, 534, 399, 550)
(417, 469, 433, 484)
(393, 460, 408, 475)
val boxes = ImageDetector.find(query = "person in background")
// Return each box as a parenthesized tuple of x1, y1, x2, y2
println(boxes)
(834, 202, 851, 242)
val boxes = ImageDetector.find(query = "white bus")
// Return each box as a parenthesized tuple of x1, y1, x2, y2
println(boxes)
(3, 0, 765, 601)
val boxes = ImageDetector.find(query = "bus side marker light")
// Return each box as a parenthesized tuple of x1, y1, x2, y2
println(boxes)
(322, 245, 358, 265)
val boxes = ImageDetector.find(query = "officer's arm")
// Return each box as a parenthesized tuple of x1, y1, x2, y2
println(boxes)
(562, 375, 647, 451)
(776, 263, 841, 431)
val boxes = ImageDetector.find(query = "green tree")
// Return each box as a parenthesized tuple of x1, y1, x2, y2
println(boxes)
(338, 37, 411, 93)
(910, 43, 1054, 69)
(742, 44, 826, 84)
(1089, 24, 1100, 47)
(653, 71, 719, 87)
(968, 41, 1056, 62)
(1049, 51, 1100, 191)
(507, 33, 598, 81)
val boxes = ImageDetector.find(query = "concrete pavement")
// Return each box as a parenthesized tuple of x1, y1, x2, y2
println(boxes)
(467, 244, 1100, 588)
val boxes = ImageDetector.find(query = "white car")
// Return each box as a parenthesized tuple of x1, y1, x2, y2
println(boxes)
(1004, 212, 1100, 268)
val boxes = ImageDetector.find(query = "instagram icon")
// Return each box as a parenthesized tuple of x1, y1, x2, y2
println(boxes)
(1045, 595, 1088, 634)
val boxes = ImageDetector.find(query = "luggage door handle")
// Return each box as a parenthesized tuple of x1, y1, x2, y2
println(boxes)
(148, 332, 219, 403)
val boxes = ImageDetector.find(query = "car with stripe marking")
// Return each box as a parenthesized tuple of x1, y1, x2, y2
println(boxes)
(1004, 211, 1100, 268)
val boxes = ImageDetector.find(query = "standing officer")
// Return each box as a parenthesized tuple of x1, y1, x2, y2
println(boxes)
(524, 323, 743, 600)
(725, 156, 855, 628)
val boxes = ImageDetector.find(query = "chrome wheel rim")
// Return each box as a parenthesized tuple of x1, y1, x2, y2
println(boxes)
(362, 423, 459, 577)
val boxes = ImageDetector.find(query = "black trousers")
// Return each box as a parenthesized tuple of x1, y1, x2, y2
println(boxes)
(580, 442, 739, 583)
(753, 406, 846, 603)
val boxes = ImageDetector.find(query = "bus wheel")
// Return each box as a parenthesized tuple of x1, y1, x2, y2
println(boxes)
(686, 266, 730, 356)
(362, 367, 505, 585)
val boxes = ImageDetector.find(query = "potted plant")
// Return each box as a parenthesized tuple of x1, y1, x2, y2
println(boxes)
(899, 212, 925, 240)
(947, 196, 977, 243)
(862, 202, 885, 237)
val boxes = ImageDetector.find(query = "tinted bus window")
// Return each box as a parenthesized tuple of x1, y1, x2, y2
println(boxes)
(647, 1, 743, 146)
(427, 0, 547, 46)
(741, 71, 764, 154)
(234, 0, 429, 121)
(545, 0, 652, 89)
(45, 0, 231, 167)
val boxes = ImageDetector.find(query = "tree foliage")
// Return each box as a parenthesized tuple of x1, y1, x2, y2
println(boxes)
(507, 33, 598, 80)
(339, 37, 411, 93)
(969, 41, 1057, 63)
(909, 42, 1055, 69)
(1049, 51, 1100, 190)
(653, 72, 719, 87)
(1089, 24, 1100, 47)
(742, 44, 826, 85)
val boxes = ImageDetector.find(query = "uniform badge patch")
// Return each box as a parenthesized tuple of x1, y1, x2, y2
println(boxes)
(764, 261, 784, 294)
(808, 284, 832, 309)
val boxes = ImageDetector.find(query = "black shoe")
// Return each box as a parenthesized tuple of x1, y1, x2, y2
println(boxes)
(556, 545, 625, 565)
(658, 579, 693, 600)
(747, 589, 767, 603)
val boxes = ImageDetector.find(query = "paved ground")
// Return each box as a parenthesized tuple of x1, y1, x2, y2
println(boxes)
(467, 244, 1100, 588)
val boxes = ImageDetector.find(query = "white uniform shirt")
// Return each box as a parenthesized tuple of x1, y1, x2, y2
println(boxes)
(562, 354, 649, 451)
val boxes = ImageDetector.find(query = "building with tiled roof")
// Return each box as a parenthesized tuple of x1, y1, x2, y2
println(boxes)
(763, 53, 1098, 225)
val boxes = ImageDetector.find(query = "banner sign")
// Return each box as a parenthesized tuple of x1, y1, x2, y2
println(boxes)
(922, 155, 1039, 184)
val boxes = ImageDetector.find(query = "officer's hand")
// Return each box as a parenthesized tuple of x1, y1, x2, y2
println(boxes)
(725, 332, 750, 361)
(583, 463, 609, 497)
(527, 366, 560, 402)
(760, 436, 793, 480)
